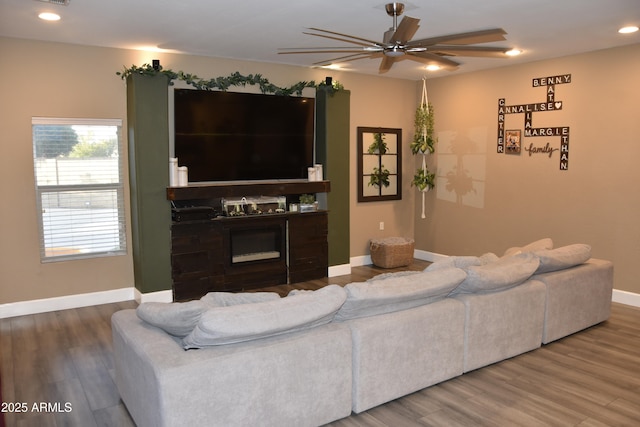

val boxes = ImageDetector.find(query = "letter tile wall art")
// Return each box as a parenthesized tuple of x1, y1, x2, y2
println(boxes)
(497, 74, 571, 170)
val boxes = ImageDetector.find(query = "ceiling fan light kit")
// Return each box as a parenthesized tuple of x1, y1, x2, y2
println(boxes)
(279, 2, 513, 74)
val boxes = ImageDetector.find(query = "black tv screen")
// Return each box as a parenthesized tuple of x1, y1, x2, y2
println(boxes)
(174, 89, 315, 182)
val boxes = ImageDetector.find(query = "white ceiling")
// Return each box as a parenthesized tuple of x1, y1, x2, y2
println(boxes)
(1, 0, 639, 80)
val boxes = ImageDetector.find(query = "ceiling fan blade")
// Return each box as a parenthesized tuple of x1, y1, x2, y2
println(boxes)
(407, 51, 460, 69)
(389, 16, 420, 44)
(427, 45, 511, 58)
(408, 28, 507, 47)
(301, 31, 376, 48)
(379, 55, 398, 73)
(278, 47, 374, 55)
(312, 52, 379, 66)
(307, 27, 381, 47)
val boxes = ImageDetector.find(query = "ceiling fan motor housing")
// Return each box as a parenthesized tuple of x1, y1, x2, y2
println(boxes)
(385, 3, 405, 17)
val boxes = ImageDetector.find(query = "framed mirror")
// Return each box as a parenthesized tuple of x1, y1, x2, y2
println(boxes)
(357, 127, 402, 202)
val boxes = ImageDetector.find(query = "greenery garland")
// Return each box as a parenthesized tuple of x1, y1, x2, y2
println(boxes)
(116, 63, 342, 96)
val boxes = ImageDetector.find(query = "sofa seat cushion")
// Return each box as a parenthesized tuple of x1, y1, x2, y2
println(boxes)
(503, 237, 553, 257)
(136, 300, 208, 338)
(451, 252, 540, 295)
(182, 284, 347, 348)
(533, 244, 592, 273)
(334, 268, 467, 321)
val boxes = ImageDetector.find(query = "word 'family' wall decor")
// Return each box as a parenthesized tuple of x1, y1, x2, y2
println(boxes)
(497, 74, 571, 170)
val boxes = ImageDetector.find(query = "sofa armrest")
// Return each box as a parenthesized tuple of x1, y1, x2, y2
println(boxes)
(112, 309, 352, 427)
(533, 258, 613, 343)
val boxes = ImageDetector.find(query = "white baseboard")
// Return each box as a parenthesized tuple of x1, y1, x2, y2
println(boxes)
(0, 287, 135, 319)
(414, 249, 449, 263)
(612, 289, 640, 307)
(328, 263, 352, 277)
(350, 255, 371, 267)
(134, 288, 173, 304)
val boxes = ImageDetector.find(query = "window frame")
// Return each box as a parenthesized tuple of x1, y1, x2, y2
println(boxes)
(32, 117, 127, 262)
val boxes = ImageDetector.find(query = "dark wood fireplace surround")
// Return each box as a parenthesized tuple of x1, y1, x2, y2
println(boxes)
(167, 180, 330, 301)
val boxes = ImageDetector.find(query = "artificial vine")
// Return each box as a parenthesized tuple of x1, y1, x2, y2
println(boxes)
(116, 63, 343, 96)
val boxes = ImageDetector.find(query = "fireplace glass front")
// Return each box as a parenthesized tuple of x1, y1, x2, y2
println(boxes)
(230, 226, 283, 264)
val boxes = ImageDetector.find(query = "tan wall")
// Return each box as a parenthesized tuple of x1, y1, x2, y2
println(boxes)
(418, 43, 640, 294)
(0, 37, 417, 304)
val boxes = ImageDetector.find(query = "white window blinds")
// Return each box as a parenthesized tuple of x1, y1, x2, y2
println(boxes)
(32, 117, 127, 261)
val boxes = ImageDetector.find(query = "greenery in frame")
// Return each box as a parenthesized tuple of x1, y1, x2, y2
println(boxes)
(116, 63, 344, 96)
(367, 132, 388, 155)
(369, 165, 391, 188)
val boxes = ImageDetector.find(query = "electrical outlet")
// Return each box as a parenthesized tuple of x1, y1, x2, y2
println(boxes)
(379, 221, 385, 230)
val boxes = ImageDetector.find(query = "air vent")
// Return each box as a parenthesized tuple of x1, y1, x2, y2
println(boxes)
(35, 0, 70, 5)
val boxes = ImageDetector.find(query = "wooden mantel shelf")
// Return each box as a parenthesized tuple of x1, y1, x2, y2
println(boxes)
(167, 180, 331, 201)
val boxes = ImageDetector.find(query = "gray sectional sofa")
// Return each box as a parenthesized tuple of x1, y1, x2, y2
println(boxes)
(112, 239, 613, 427)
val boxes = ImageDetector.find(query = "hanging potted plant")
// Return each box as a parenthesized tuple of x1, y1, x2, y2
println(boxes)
(413, 78, 437, 219)
(368, 132, 388, 155)
(411, 102, 436, 155)
(411, 167, 435, 192)
(368, 165, 390, 188)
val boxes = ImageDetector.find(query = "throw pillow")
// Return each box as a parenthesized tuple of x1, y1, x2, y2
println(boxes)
(200, 291, 280, 307)
(136, 300, 208, 337)
(182, 284, 347, 348)
(451, 252, 540, 295)
(503, 237, 553, 257)
(334, 267, 467, 321)
(533, 243, 592, 274)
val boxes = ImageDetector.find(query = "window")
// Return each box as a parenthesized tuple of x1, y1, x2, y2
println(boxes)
(32, 117, 126, 262)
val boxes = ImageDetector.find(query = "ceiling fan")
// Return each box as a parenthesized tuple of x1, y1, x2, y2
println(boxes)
(279, 2, 512, 73)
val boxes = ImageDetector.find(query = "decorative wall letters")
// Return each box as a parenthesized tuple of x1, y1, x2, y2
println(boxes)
(497, 74, 571, 170)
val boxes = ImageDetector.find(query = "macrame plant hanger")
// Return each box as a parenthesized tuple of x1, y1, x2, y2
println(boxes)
(420, 77, 429, 219)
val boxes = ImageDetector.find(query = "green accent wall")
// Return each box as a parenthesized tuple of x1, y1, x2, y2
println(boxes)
(316, 89, 351, 266)
(126, 74, 172, 294)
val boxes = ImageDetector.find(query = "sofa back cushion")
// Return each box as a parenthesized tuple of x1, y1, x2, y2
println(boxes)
(136, 300, 208, 338)
(424, 253, 499, 272)
(450, 252, 540, 295)
(503, 237, 554, 257)
(533, 244, 592, 274)
(182, 284, 347, 348)
(334, 268, 467, 321)
(200, 291, 280, 307)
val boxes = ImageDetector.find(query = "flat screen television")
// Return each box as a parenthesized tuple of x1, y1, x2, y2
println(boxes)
(174, 89, 315, 182)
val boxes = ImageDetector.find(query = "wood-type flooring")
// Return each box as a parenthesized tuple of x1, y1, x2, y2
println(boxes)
(1, 260, 639, 426)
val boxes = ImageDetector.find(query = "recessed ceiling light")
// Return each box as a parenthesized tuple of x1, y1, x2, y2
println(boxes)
(425, 65, 441, 71)
(619, 26, 639, 34)
(38, 12, 61, 21)
(320, 64, 342, 70)
(506, 49, 522, 56)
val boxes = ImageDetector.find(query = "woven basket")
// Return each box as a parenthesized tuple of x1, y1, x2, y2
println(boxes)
(370, 237, 415, 268)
